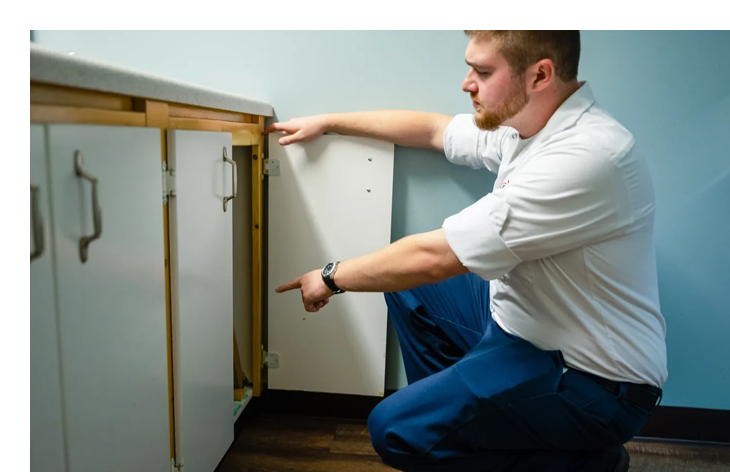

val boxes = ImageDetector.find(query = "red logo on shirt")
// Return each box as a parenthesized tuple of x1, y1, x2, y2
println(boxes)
(501, 179, 510, 189)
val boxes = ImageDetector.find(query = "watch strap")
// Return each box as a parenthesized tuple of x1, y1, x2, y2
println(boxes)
(322, 261, 344, 294)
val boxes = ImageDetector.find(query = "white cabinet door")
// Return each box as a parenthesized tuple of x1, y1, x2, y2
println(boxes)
(267, 135, 394, 396)
(168, 130, 234, 472)
(30, 124, 68, 472)
(47, 125, 170, 472)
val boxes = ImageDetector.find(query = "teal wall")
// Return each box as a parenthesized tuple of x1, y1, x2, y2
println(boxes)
(36, 30, 730, 410)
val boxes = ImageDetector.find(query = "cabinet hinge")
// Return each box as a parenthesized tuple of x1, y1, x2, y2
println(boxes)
(162, 162, 177, 203)
(263, 157, 280, 177)
(263, 350, 280, 369)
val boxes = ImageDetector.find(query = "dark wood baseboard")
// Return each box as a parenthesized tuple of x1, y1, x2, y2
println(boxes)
(636, 405, 730, 444)
(251, 389, 384, 421)
(251, 389, 729, 444)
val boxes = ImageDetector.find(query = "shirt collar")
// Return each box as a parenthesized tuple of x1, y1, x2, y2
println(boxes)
(533, 80, 596, 141)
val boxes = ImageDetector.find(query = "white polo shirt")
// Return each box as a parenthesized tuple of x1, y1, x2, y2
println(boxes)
(442, 82, 668, 388)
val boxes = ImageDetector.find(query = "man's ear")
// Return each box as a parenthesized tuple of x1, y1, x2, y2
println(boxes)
(528, 59, 556, 93)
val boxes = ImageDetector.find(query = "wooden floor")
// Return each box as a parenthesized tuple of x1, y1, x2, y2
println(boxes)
(219, 416, 391, 472)
(218, 415, 730, 472)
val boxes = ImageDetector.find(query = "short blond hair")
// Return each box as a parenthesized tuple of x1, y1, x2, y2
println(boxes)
(465, 30, 581, 82)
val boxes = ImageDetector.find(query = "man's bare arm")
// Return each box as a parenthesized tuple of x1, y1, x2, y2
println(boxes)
(263, 111, 453, 152)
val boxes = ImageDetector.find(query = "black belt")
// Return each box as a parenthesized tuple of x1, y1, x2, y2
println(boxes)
(577, 370, 663, 412)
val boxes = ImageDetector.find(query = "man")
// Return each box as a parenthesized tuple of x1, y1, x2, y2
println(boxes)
(266, 30, 667, 472)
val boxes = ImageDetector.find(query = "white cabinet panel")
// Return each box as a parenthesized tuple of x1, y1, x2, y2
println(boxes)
(267, 135, 394, 396)
(30, 124, 68, 472)
(168, 130, 234, 472)
(47, 125, 170, 472)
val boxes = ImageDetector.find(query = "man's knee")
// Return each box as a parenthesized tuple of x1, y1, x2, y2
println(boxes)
(369, 400, 494, 472)
(368, 399, 397, 463)
(368, 397, 416, 467)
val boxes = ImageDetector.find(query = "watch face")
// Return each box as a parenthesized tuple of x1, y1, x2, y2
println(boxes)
(323, 262, 335, 276)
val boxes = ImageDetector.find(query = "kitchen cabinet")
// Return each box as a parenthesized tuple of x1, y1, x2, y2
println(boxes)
(30, 44, 394, 472)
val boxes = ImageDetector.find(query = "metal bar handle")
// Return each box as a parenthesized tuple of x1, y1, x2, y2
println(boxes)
(75, 151, 103, 263)
(223, 147, 237, 212)
(30, 183, 44, 262)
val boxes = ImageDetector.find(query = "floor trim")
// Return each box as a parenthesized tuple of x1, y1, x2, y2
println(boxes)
(255, 389, 730, 444)
(638, 405, 730, 444)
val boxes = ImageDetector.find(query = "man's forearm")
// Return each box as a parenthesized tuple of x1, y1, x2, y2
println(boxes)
(324, 111, 452, 152)
(333, 228, 468, 293)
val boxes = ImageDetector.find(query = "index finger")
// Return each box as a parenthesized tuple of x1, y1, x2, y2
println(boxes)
(275, 276, 302, 293)
(263, 122, 287, 135)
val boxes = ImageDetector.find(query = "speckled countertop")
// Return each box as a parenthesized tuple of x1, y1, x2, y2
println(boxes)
(30, 43, 274, 117)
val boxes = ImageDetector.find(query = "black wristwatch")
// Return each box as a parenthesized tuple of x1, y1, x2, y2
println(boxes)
(321, 261, 345, 294)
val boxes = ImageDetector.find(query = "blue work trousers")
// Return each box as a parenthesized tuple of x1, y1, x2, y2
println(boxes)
(368, 273, 659, 471)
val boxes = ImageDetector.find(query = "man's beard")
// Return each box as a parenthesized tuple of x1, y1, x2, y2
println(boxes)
(473, 78, 529, 131)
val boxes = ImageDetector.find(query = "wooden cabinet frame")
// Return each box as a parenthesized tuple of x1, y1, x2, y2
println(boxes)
(30, 80, 267, 462)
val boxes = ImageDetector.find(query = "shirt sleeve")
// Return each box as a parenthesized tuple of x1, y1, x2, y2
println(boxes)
(442, 149, 633, 280)
(442, 113, 511, 173)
